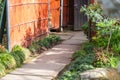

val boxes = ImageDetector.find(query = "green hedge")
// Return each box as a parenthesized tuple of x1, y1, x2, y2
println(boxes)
(0, 53, 16, 70)
(11, 45, 31, 60)
(39, 35, 61, 48)
(28, 35, 61, 53)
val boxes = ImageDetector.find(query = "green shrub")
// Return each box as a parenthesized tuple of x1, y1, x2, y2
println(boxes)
(82, 42, 94, 53)
(59, 71, 78, 80)
(92, 37, 108, 48)
(39, 38, 50, 48)
(50, 35, 61, 43)
(109, 57, 120, 68)
(110, 29, 120, 53)
(10, 45, 31, 67)
(28, 41, 40, 53)
(10, 45, 29, 66)
(39, 35, 61, 49)
(11, 45, 23, 52)
(0, 53, 16, 70)
(0, 63, 5, 77)
(81, 22, 89, 36)
(11, 51, 25, 64)
(22, 48, 31, 60)
(10, 52, 22, 67)
(73, 50, 86, 59)
(11, 45, 31, 60)
(45, 37, 53, 45)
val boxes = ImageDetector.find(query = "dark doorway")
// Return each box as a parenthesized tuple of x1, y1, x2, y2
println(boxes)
(68, 0, 74, 30)
(74, 0, 88, 30)
(62, 0, 89, 31)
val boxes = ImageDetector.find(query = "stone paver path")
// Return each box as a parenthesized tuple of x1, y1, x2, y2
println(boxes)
(1, 31, 87, 80)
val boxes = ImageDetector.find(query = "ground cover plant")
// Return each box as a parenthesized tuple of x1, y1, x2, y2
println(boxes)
(28, 35, 61, 54)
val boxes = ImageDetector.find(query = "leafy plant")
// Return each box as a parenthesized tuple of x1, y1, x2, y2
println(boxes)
(81, 22, 89, 36)
(73, 50, 86, 59)
(11, 45, 23, 52)
(110, 27, 120, 53)
(39, 38, 50, 49)
(10, 52, 22, 67)
(22, 48, 31, 60)
(82, 42, 94, 53)
(28, 41, 40, 53)
(0, 53, 16, 70)
(0, 63, 5, 77)
(11, 45, 30, 60)
(11, 51, 25, 64)
(80, 3, 103, 22)
(109, 57, 120, 68)
(39, 35, 61, 49)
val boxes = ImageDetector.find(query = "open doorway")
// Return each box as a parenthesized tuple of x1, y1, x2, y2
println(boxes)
(62, 0, 89, 31)
(62, 0, 74, 30)
(74, 0, 89, 30)
(68, 0, 74, 30)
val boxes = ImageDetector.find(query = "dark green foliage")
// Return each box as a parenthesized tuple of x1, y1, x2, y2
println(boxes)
(59, 71, 79, 80)
(73, 50, 86, 59)
(11, 51, 25, 64)
(110, 29, 120, 53)
(93, 37, 108, 48)
(10, 52, 22, 67)
(81, 22, 89, 36)
(0, 53, 16, 70)
(39, 35, 61, 49)
(82, 42, 94, 53)
(28, 41, 40, 53)
(28, 35, 61, 53)
(39, 38, 50, 48)
(59, 54, 94, 80)
(49, 35, 61, 43)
